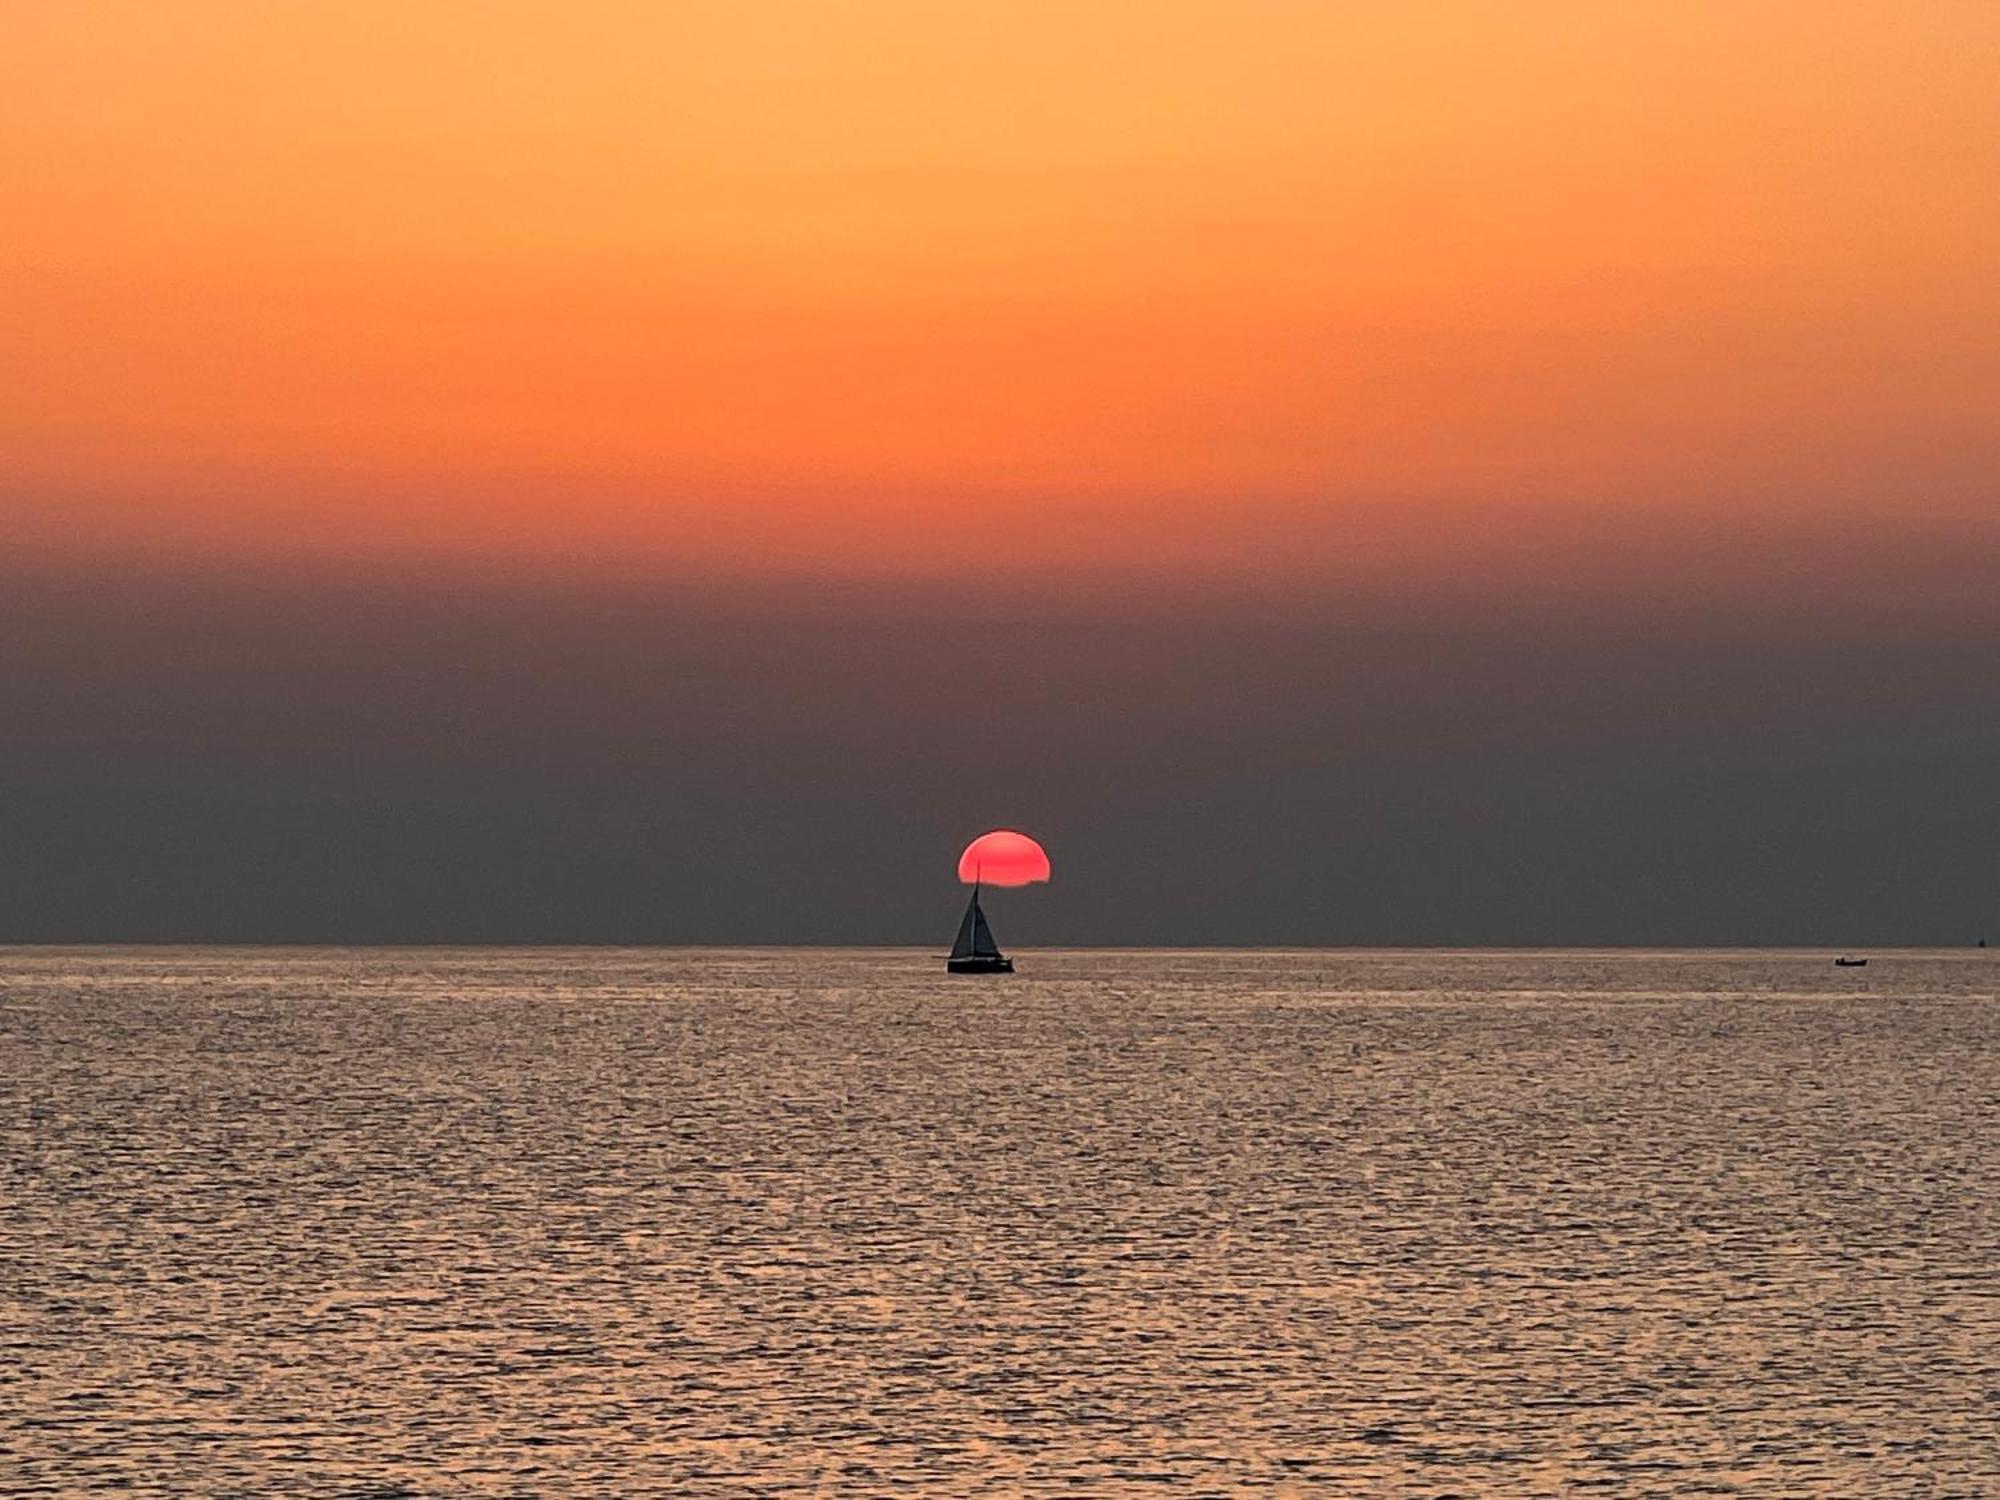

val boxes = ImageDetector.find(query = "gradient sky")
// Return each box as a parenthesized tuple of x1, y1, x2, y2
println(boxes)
(3, 3, 1996, 941)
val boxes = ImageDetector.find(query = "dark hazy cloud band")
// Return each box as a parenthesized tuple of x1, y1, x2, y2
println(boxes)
(3, 537, 1994, 945)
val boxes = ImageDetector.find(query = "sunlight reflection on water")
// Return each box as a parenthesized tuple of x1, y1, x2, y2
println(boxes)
(4, 947, 1996, 1494)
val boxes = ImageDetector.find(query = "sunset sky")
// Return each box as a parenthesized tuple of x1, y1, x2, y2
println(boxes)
(3, 3, 1995, 941)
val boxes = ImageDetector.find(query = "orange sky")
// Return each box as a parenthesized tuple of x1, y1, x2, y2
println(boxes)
(4, 2, 1996, 579)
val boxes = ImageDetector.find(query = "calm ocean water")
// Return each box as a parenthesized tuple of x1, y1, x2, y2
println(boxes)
(3, 947, 1996, 1495)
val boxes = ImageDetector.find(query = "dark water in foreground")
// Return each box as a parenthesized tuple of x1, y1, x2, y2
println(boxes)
(3, 947, 1997, 1495)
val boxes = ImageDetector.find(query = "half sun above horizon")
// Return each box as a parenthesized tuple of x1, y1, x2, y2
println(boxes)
(957, 831, 1052, 888)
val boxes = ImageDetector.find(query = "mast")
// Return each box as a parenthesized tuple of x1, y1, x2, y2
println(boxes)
(950, 884, 982, 960)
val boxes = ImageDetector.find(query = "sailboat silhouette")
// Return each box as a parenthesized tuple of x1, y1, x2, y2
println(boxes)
(946, 880, 1013, 974)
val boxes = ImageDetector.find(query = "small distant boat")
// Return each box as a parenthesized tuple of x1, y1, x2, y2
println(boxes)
(1834, 957, 1867, 967)
(946, 882, 1013, 974)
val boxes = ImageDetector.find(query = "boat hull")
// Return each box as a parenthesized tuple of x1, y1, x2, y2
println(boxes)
(947, 956, 1014, 975)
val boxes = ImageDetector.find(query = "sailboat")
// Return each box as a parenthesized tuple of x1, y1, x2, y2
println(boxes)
(946, 883, 1013, 974)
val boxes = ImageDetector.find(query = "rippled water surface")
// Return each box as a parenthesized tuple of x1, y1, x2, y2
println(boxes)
(4, 947, 1997, 1494)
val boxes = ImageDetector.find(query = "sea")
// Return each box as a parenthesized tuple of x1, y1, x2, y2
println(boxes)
(3, 947, 1996, 1495)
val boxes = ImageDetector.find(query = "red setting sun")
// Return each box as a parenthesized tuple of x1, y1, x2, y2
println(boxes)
(957, 831, 1051, 888)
